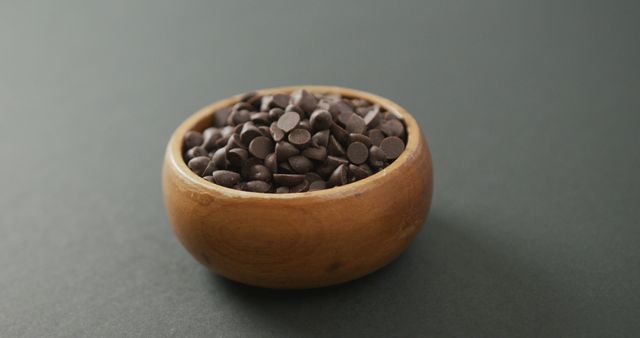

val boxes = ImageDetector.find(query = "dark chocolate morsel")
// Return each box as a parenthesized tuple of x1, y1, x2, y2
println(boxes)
(308, 180, 327, 191)
(211, 170, 241, 187)
(380, 136, 405, 160)
(327, 164, 348, 188)
(184, 131, 204, 149)
(245, 180, 272, 193)
(346, 142, 369, 165)
(275, 141, 300, 162)
(288, 128, 311, 148)
(273, 174, 306, 186)
(248, 136, 274, 159)
(188, 156, 210, 176)
(277, 111, 301, 133)
(312, 130, 330, 148)
(302, 147, 327, 162)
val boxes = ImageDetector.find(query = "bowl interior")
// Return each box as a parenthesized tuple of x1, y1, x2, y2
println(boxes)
(168, 85, 422, 200)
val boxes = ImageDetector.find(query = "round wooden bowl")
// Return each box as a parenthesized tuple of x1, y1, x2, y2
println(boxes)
(162, 85, 433, 289)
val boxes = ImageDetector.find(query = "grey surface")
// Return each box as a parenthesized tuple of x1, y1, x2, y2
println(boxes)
(1, 1, 639, 337)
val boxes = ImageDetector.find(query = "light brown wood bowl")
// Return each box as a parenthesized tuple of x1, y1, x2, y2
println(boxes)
(162, 85, 433, 289)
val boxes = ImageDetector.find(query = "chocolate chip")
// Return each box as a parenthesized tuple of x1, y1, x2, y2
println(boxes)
(226, 134, 246, 150)
(288, 128, 311, 148)
(227, 148, 248, 167)
(291, 89, 318, 113)
(355, 106, 374, 117)
(258, 126, 271, 138)
(384, 111, 402, 120)
(312, 130, 330, 148)
(361, 105, 380, 118)
(240, 123, 262, 145)
(285, 104, 305, 119)
(368, 128, 385, 146)
(327, 135, 346, 157)
(211, 147, 228, 169)
(233, 102, 253, 111)
(202, 127, 222, 141)
(275, 141, 300, 162)
(276, 186, 290, 194)
(188, 156, 210, 176)
(346, 142, 369, 164)
(245, 180, 272, 193)
(359, 163, 373, 175)
(309, 109, 333, 131)
(240, 91, 258, 102)
(320, 156, 349, 178)
(211, 170, 241, 187)
(247, 164, 272, 182)
(369, 146, 387, 168)
(268, 108, 284, 120)
(203, 176, 214, 182)
(220, 125, 234, 138)
(346, 114, 366, 134)
(330, 123, 350, 145)
(215, 126, 234, 147)
(270, 123, 286, 142)
(232, 124, 244, 135)
(337, 112, 354, 127)
(316, 163, 336, 178)
(329, 101, 353, 118)
(250, 112, 271, 125)
(349, 133, 372, 147)
(279, 161, 295, 173)
(242, 92, 261, 108)
(248, 136, 273, 159)
(288, 155, 314, 174)
(273, 174, 306, 186)
(302, 147, 327, 162)
(327, 164, 348, 188)
(322, 93, 342, 103)
(215, 136, 229, 148)
(308, 180, 327, 191)
(202, 160, 217, 176)
(271, 94, 290, 109)
(214, 107, 232, 127)
(380, 136, 405, 160)
(290, 179, 310, 193)
(229, 109, 251, 125)
(240, 157, 263, 180)
(351, 98, 368, 107)
(264, 153, 277, 173)
(299, 120, 311, 131)
(305, 172, 323, 182)
(260, 95, 273, 111)
(184, 131, 204, 149)
(316, 100, 330, 110)
(185, 146, 208, 162)
(277, 111, 301, 133)
(364, 108, 381, 127)
(380, 119, 405, 137)
(202, 127, 222, 151)
(349, 164, 370, 180)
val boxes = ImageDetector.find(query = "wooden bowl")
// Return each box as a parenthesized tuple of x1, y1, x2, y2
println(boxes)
(162, 85, 433, 289)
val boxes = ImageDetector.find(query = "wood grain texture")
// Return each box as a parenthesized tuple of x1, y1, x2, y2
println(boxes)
(162, 85, 433, 289)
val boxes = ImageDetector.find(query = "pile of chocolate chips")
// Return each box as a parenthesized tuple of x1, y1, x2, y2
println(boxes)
(183, 89, 407, 193)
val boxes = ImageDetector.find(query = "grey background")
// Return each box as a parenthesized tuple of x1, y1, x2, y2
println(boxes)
(1, 0, 639, 337)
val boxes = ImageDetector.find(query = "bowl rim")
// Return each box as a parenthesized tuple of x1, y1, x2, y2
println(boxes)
(167, 85, 422, 200)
